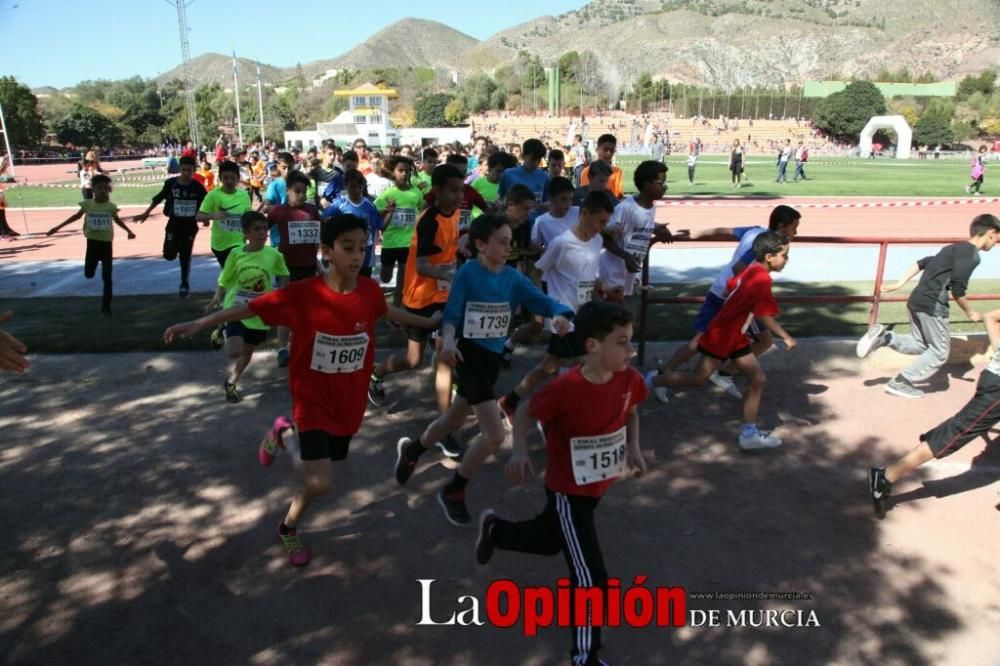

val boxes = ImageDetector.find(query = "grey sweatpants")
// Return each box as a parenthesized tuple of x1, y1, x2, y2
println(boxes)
(887, 308, 950, 383)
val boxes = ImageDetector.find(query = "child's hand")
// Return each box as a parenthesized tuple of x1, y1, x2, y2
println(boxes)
(782, 335, 797, 350)
(164, 321, 200, 344)
(623, 254, 640, 274)
(880, 282, 902, 293)
(552, 315, 571, 336)
(627, 447, 647, 477)
(133, 213, 148, 224)
(127, 231, 136, 240)
(505, 452, 535, 484)
(200, 220, 210, 227)
(204, 300, 219, 314)
(428, 310, 444, 327)
(969, 310, 983, 323)
(439, 341, 463, 367)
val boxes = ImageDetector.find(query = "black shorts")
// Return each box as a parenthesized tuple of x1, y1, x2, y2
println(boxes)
(454, 338, 502, 406)
(288, 264, 317, 282)
(380, 247, 409, 271)
(546, 329, 586, 360)
(921, 370, 1000, 458)
(299, 431, 353, 461)
(405, 303, 443, 344)
(697, 344, 753, 362)
(213, 246, 236, 268)
(163, 222, 197, 259)
(224, 321, 267, 346)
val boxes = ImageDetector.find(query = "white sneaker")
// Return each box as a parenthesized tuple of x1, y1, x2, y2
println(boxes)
(738, 430, 783, 451)
(965, 185, 970, 194)
(855, 323, 886, 358)
(644, 370, 669, 404)
(709, 370, 743, 398)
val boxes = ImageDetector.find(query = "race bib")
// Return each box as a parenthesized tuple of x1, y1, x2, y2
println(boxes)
(394, 208, 417, 228)
(464, 302, 511, 339)
(219, 216, 243, 233)
(570, 426, 627, 485)
(173, 200, 197, 217)
(310, 332, 369, 374)
(625, 231, 652, 268)
(86, 213, 111, 231)
(288, 220, 320, 245)
(232, 289, 261, 306)
(533, 191, 544, 206)
(577, 280, 595, 305)
(458, 209, 472, 231)
(437, 262, 456, 292)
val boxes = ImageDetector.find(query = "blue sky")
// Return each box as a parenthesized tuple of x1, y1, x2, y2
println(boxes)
(0, 0, 588, 89)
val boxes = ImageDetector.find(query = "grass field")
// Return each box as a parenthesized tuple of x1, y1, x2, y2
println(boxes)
(4, 158, 992, 208)
(4, 280, 999, 354)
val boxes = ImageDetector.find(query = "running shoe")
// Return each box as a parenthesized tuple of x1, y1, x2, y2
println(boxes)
(259, 415, 293, 467)
(475, 509, 498, 565)
(179, 283, 190, 300)
(738, 429, 783, 451)
(869, 467, 892, 519)
(437, 487, 471, 526)
(394, 437, 417, 485)
(436, 434, 465, 459)
(885, 376, 923, 399)
(224, 380, 241, 403)
(368, 372, 386, 407)
(855, 324, 886, 358)
(644, 370, 669, 404)
(709, 370, 743, 398)
(277, 523, 310, 567)
(210, 325, 224, 351)
(276, 348, 290, 368)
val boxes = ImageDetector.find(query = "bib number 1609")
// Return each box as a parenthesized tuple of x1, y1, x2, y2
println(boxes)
(310, 332, 369, 374)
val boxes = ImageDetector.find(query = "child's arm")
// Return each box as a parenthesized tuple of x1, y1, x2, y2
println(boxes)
(881, 260, 925, 293)
(113, 213, 136, 240)
(625, 407, 646, 477)
(688, 227, 736, 241)
(600, 231, 640, 274)
(756, 315, 796, 350)
(384, 304, 441, 330)
(46, 208, 85, 235)
(0, 311, 29, 374)
(205, 285, 226, 312)
(984, 309, 1000, 350)
(506, 399, 537, 484)
(164, 304, 254, 343)
(133, 183, 168, 223)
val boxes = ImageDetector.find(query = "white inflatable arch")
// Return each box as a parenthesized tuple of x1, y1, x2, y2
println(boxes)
(859, 115, 912, 159)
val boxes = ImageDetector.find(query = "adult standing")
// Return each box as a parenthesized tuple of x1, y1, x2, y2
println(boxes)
(775, 139, 792, 183)
(352, 138, 372, 175)
(181, 140, 197, 160)
(570, 134, 589, 187)
(686, 137, 700, 186)
(792, 141, 808, 182)
(967, 145, 988, 195)
(729, 139, 744, 188)
(214, 138, 227, 166)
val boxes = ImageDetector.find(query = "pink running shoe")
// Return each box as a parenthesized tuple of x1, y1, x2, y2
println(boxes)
(259, 416, 293, 467)
(277, 523, 310, 567)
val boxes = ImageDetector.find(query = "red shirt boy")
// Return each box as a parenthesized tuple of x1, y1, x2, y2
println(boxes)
(698, 262, 779, 360)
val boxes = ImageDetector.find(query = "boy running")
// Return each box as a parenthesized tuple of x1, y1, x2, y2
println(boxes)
(645, 232, 797, 450)
(45, 174, 136, 315)
(856, 214, 1000, 398)
(267, 171, 321, 368)
(325, 170, 381, 278)
(532, 177, 579, 252)
(376, 156, 424, 307)
(500, 192, 615, 420)
(165, 214, 440, 566)
(197, 160, 253, 268)
(206, 211, 289, 402)
(393, 214, 573, 526)
(476, 299, 648, 666)
(578, 134, 624, 199)
(869, 307, 1000, 518)
(133, 155, 208, 299)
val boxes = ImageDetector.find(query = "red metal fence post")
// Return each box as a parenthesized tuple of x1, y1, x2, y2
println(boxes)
(870, 240, 889, 328)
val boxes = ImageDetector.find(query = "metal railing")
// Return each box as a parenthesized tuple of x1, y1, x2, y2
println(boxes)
(636, 235, 1000, 365)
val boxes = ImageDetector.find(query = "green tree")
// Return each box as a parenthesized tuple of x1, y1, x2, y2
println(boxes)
(813, 81, 887, 141)
(558, 52, 580, 82)
(54, 105, 122, 147)
(957, 70, 997, 101)
(455, 74, 498, 114)
(0, 76, 46, 148)
(414, 93, 453, 127)
(444, 98, 468, 125)
(106, 77, 164, 145)
(913, 113, 954, 146)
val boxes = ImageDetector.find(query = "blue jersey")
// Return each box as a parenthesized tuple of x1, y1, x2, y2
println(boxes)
(324, 196, 382, 267)
(498, 166, 550, 222)
(444, 259, 572, 354)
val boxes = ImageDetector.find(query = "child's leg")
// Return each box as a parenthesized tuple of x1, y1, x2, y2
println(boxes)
(896, 312, 949, 384)
(885, 442, 936, 484)
(415, 396, 474, 454)
(225, 337, 254, 384)
(99, 241, 113, 311)
(456, 401, 507, 481)
(285, 457, 333, 528)
(393, 261, 406, 307)
(433, 339, 453, 415)
(730, 352, 766, 425)
(554, 493, 607, 665)
(379, 252, 395, 284)
(178, 230, 195, 285)
(84, 239, 99, 279)
(277, 326, 291, 350)
(509, 354, 560, 403)
(663, 334, 702, 372)
(376, 338, 426, 377)
(654, 353, 720, 388)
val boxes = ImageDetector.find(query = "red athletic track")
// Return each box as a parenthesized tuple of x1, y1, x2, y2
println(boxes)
(4, 196, 997, 262)
(7, 159, 150, 185)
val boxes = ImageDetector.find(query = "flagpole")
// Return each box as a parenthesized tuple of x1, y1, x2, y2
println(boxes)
(232, 50, 244, 147)
(256, 62, 266, 147)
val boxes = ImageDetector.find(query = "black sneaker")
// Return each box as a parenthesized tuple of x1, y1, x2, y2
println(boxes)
(224, 380, 242, 404)
(276, 348, 290, 368)
(475, 509, 498, 565)
(437, 487, 471, 526)
(210, 325, 225, 351)
(394, 437, 417, 485)
(869, 467, 892, 519)
(179, 283, 190, 299)
(368, 372, 386, 407)
(436, 434, 465, 459)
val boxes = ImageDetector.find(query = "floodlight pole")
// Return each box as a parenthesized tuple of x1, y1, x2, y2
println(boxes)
(170, 0, 200, 148)
(0, 99, 17, 180)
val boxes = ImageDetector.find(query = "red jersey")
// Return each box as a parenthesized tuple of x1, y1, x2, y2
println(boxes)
(699, 263, 778, 359)
(267, 204, 321, 268)
(424, 184, 489, 232)
(249, 276, 387, 435)
(531, 366, 648, 498)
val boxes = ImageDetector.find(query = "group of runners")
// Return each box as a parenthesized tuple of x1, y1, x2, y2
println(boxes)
(5, 128, 1000, 665)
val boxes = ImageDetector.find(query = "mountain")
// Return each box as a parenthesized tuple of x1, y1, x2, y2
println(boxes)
(100, 3, 1000, 91)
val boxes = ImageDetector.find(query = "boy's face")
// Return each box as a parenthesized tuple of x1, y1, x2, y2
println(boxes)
(220, 170, 239, 190)
(765, 245, 790, 272)
(287, 182, 307, 207)
(435, 177, 464, 211)
(643, 171, 667, 200)
(778, 220, 800, 240)
(505, 200, 533, 226)
(548, 158, 564, 176)
(278, 161, 292, 177)
(477, 225, 512, 264)
(245, 221, 269, 247)
(321, 228, 368, 277)
(981, 228, 998, 251)
(487, 164, 504, 182)
(512, 146, 521, 158)
(393, 163, 412, 185)
(422, 155, 439, 173)
(577, 208, 610, 241)
(179, 164, 195, 182)
(590, 174, 610, 193)
(323, 148, 336, 165)
(549, 190, 573, 217)
(587, 323, 635, 372)
(521, 154, 540, 171)
(92, 182, 111, 201)
(345, 179, 364, 200)
(597, 142, 616, 162)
